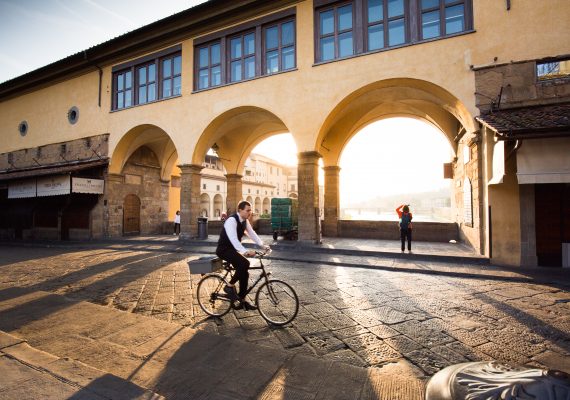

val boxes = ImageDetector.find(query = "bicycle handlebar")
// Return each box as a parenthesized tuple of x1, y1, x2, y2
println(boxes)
(255, 248, 272, 257)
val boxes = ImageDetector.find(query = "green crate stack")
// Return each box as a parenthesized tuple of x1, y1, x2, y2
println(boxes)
(271, 198, 298, 231)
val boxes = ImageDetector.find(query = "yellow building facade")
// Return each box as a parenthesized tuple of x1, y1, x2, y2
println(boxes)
(1, 0, 569, 267)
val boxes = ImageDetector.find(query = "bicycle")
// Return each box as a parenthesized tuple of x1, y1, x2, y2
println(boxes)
(196, 250, 299, 326)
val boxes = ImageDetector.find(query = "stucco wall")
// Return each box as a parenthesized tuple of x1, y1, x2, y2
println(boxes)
(487, 153, 522, 266)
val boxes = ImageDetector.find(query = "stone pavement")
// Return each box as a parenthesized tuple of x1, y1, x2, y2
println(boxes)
(0, 236, 569, 399)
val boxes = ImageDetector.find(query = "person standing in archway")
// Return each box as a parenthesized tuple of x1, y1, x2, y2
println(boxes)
(396, 204, 413, 253)
(173, 210, 181, 235)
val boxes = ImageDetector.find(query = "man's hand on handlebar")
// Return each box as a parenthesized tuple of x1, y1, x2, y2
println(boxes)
(244, 245, 271, 258)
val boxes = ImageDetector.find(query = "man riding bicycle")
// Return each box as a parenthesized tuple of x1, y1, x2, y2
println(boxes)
(216, 200, 270, 311)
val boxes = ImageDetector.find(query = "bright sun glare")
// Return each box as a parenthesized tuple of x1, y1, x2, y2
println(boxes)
(251, 118, 453, 206)
(340, 118, 453, 204)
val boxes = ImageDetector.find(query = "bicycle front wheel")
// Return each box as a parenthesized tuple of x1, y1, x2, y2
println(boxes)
(256, 279, 299, 326)
(197, 273, 233, 317)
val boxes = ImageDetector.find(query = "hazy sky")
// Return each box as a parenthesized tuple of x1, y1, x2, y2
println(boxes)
(0, 0, 206, 83)
(254, 118, 453, 200)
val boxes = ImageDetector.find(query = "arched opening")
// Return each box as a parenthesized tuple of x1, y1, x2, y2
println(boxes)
(262, 197, 270, 215)
(200, 193, 210, 217)
(109, 124, 180, 236)
(213, 194, 224, 219)
(254, 197, 261, 214)
(339, 118, 454, 222)
(317, 78, 478, 246)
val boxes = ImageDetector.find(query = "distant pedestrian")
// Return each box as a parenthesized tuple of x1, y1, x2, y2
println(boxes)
(220, 212, 227, 222)
(173, 210, 181, 235)
(396, 204, 413, 253)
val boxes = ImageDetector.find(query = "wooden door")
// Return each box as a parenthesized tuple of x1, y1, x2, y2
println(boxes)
(535, 184, 569, 267)
(123, 194, 141, 235)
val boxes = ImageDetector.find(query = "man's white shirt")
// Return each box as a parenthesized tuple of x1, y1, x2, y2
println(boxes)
(224, 215, 264, 253)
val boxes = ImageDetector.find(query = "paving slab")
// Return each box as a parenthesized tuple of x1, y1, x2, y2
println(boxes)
(0, 290, 425, 399)
(0, 331, 163, 400)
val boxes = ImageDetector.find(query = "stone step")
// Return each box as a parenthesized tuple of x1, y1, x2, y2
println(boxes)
(0, 330, 163, 400)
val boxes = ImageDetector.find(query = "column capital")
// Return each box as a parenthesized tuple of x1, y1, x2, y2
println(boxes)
(225, 173, 243, 180)
(323, 165, 341, 173)
(178, 164, 204, 174)
(298, 151, 322, 164)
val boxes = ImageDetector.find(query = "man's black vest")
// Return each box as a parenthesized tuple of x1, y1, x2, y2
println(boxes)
(216, 213, 247, 253)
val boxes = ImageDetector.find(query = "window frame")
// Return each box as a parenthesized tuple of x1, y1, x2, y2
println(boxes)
(316, 1, 356, 62)
(136, 62, 157, 105)
(160, 53, 182, 99)
(193, 7, 296, 92)
(196, 41, 222, 90)
(419, 0, 469, 41)
(228, 30, 257, 83)
(314, 0, 473, 64)
(263, 18, 297, 75)
(536, 58, 570, 82)
(111, 45, 181, 111)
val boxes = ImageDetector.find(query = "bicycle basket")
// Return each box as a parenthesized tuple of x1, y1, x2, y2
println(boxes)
(188, 256, 223, 274)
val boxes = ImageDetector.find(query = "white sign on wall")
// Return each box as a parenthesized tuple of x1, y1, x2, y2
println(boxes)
(8, 180, 36, 198)
(37, 175, 70, 197)
(72, 177, 104, 194)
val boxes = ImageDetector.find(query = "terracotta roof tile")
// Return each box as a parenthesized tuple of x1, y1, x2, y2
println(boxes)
(476, 103, 570, 139)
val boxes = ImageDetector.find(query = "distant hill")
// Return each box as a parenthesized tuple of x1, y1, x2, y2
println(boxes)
(344, 187, 451, 210)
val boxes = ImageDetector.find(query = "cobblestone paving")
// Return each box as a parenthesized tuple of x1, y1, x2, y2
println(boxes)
(1, 245, 569, 380)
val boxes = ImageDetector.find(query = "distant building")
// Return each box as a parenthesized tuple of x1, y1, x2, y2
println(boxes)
(193, 153, 297, 219)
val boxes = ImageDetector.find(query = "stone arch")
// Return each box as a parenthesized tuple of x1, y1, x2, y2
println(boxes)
(254, 197, 261, 214)
(213, 194, 224, 218)
(200, 193, 210, 217)
(109, 124, 179, 181)
(262, 197, 270, 214)
(316, 78, 476, 166)
(191, 106, 294, 175)
(246, 196, 254, 204)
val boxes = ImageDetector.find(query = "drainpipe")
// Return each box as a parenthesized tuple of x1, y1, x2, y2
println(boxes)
(84, 50, 103, 107)
(97, 66, 103, 107)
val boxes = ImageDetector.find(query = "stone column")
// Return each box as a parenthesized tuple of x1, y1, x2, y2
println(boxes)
(225, 173, 243, 215)
(298, 151, 322, 243)
(179, 164, 203, 239)
(323, 166, 341, 237)
(105, 173, 124, 237)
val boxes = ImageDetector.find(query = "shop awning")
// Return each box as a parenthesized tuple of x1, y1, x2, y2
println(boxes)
(0, 158, 108, 181)
(516, 137, 570, 184)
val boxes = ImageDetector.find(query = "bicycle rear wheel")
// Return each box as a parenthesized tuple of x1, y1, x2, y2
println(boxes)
(197, 273, 233, 317)
(256, 279, 299, 326)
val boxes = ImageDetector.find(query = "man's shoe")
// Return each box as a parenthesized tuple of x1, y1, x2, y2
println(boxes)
(234, 300, 258, 311)
(223, 286, 238, 301)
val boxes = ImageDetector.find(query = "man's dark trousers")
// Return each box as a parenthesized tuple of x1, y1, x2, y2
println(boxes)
(216, 247, 250, 299)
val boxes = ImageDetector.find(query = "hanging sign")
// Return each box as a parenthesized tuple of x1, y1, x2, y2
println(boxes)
(8, 180, 36, 198)
(72, 177, 104, 194)
(37, 175, 70, 197)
